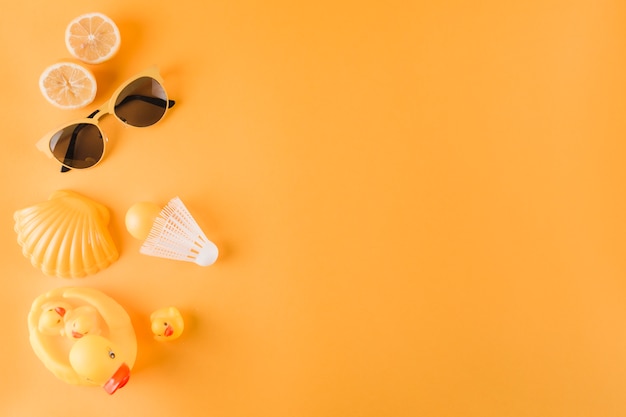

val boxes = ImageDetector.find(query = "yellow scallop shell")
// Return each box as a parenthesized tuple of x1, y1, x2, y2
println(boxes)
(14, 190, 119, 278)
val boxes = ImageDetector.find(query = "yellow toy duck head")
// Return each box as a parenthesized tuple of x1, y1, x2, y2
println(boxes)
(150, 307, 184, 341)
(38, 301, 72, 336)
(69, 335, 131, 395)
(63, 305, 101, 340)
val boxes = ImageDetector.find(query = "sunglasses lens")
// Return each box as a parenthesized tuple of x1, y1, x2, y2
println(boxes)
(49, 123, 104, 169)
(114, 77, 168, 127)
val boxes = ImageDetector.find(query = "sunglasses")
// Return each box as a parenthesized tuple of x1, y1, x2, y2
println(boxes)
(36, 66, 175, 172)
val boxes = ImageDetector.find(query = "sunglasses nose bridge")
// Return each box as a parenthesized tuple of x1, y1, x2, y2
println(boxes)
(90, 108, 112, 122)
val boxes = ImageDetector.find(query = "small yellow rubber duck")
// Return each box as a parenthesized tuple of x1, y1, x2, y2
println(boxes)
(37, 301, 72, 336)
(150, 307, 184, 341)
(63, 305, 102, 340)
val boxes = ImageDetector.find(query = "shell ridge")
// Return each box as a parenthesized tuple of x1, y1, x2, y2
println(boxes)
(39, 212, 76, 276)
(16, 202, 66, 248)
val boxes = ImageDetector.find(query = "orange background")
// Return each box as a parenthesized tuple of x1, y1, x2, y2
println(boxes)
(1, 0, 626, 416)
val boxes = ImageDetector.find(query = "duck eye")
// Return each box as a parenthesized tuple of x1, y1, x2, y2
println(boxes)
(164, 322, 168, 326)
(108, 349, 116, 359)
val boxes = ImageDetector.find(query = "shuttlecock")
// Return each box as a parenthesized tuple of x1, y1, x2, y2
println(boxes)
(137, 197, 218, 266)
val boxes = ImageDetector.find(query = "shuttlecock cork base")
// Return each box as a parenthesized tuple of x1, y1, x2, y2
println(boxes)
(127, 197, 218, 266)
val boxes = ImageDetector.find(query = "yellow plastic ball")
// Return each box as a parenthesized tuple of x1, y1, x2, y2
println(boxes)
(125, 202, 161, 240)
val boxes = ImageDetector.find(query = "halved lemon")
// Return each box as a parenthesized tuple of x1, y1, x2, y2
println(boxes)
(65, 12, 121, 64)
(39, 62, 97, 109)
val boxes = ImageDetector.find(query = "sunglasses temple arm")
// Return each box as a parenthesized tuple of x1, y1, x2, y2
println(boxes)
(60, 109, 101, 173)
(60, 127, 80, 173)
(115, 95, 176, 109)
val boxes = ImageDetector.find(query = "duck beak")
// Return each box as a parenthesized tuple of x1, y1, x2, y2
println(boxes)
(55, 307, 66, 317)
(103, 363, 131, 395)
(72, 331, 84, 338)
(164, 324, 174, 337)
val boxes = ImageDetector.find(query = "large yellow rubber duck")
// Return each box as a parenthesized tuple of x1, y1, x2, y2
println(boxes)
(70, 335, 131, 393)
(28, 287, 136, 394)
